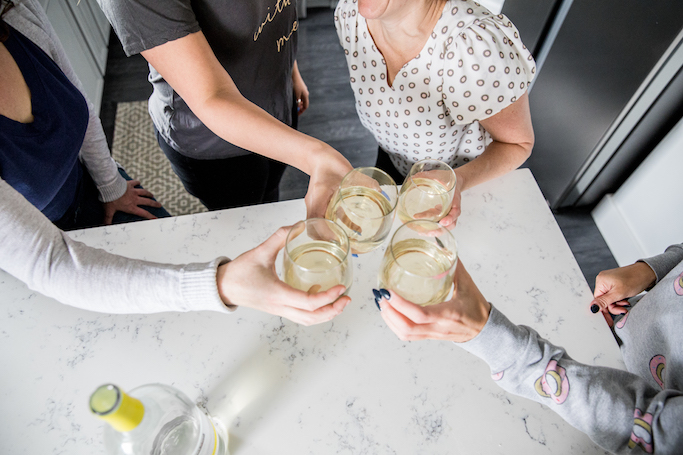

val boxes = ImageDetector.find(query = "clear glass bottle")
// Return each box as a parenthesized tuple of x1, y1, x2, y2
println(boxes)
(89, 383, 229, 455)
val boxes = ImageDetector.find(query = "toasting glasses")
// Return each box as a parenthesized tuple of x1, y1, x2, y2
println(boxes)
(283, 218, 353, 296)
(397, 159, 456, 224)
(325, 167, 398, 254)
(378, 220, 458, 306)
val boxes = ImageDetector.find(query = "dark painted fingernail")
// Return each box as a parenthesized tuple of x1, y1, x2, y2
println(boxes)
(590, 304, 600, 313)
(380, 289, 391, 300)
(372, 289, 382, 311)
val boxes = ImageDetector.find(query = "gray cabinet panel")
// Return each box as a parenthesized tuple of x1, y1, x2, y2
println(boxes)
(65, 0, 109, 74)
(45, 0, 105, 112)
(524, 0, 683, 208)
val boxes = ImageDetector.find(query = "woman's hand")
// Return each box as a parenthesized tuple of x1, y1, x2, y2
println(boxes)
(292, 61, 309, 116)
(304, 149, 353, 220)
(216, 226, 351, 326)
(438, 170, 464, 228)
(590, 262, 656, 316)
(103, 179, 162, 225)
(375, 260, 491, 342)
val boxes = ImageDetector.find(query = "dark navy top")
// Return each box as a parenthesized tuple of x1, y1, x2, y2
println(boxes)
(0, 25, 88, 221)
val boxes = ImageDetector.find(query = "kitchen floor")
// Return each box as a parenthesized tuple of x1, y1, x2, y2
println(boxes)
(99, 7, 618, 292)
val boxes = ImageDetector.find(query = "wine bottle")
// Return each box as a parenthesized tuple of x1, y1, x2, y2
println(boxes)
(90, 383, 229, 455)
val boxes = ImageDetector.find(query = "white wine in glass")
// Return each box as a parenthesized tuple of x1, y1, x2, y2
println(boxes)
(325, 167, 398, 254)
(397, 160, 456, 224)
(379, 221, 457, 306)
(283, 219, 352, 295)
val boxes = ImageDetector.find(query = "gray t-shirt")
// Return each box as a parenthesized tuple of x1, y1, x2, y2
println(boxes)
(98, 0, 298, 159)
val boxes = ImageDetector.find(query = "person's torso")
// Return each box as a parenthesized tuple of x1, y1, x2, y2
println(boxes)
(0, 25, 87, 220)
(615, 260, 683, 393)
(145, 0, 299, 159)
(335, 0, 534, 176)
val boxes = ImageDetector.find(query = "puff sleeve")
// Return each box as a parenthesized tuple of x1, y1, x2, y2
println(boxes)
(439, 11, 536, 124)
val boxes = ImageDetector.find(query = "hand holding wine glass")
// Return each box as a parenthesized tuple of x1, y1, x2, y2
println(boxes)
(378, 220, 458, 307)
(216, 225, 351, 326)
(283, 218, 353, 295)
(397, 159, 457, 225)
(325, 167, 398, 254)
(375, 260, 491, 343)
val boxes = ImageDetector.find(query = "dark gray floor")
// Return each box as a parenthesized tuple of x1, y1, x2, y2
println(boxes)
(99, 7, 617, 291)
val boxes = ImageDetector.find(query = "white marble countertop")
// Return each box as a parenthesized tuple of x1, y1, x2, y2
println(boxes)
(0, 169, 623, 454)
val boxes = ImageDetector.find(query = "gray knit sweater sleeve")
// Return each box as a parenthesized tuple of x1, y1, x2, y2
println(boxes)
(458, 304, 683, 454)
(640, 244, 683, 284)
(0, 179, 234, 314)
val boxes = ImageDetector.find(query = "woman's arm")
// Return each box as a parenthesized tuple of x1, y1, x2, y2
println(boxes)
(141, 32, 352, 218)
(0, 179, 222, 313)
(0, 179, 350, 322)
(458, 91, 534, 191)
(440, 92, 534, 227)
(292, 60, 310, 116)
(376, 262, 683, 454)
(591, 244, 683, 317)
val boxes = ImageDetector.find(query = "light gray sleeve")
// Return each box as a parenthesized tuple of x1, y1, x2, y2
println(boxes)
(640, 244, 683, 284)
(0, 179, 234, 314)
(458, 305, 683, 454)
(11, 0, 127, 202)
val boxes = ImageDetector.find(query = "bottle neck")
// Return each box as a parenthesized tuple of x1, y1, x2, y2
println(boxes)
(90, 384, 145, 432)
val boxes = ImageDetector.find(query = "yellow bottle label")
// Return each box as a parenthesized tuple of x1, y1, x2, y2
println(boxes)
(90, 384, 145, 432)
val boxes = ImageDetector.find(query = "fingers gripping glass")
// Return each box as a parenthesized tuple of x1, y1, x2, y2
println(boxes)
(283, 218, 353, 297)
(378, 220, 458, 306)
(325, 167, 398, 254)
(397, 159, 456, 224)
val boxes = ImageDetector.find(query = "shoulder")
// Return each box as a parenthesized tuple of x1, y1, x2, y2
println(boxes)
(4, 0, 57, 56)
(4, 0, 82, 78)
(334, 0, 359, 36)
(335, 0, 357, 19)
(98, 0, 200, 56)
(436, 0, 536, 123)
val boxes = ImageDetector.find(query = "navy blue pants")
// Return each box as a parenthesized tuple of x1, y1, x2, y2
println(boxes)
(155, 130, 287, 211)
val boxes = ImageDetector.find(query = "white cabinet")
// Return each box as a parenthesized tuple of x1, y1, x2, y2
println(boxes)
(592, 116, 683, 265)
(41, 0, 110, 113)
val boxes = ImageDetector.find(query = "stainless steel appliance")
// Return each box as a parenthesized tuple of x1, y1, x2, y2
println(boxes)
(502, 0, 683, 209)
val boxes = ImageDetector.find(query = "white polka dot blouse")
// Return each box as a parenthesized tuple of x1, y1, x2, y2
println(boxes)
(334, 0, 536, 177)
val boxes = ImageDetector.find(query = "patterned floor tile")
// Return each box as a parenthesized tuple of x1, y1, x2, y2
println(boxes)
(111, 101, 207, 216)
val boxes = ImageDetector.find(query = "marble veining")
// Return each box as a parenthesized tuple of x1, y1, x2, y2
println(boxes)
(1, 170, 619, 454)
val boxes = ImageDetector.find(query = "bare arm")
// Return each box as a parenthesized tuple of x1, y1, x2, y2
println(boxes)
(457, 91, 534, 192)
(292, 60, 310, 115)
(141, 32, 352, 217)
(440, 92, 534, 227)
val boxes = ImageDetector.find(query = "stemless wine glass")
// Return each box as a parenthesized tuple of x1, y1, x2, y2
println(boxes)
(325, 167, 398, 254)
(378, 220, 458, 306)
(397, 159, 457, 224)
(283, 218, 353, 296)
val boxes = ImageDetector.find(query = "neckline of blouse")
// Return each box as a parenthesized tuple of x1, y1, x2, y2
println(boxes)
(358, 3, 449, 91)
